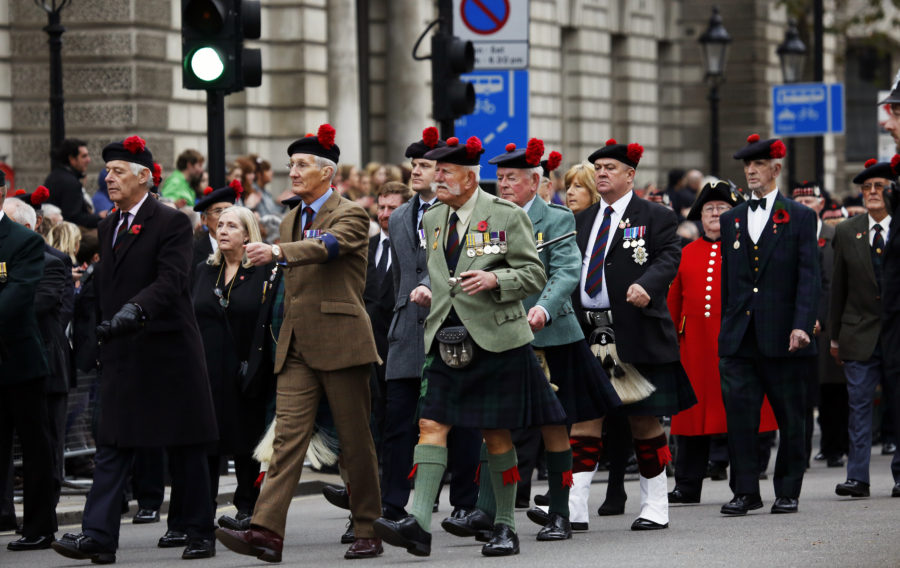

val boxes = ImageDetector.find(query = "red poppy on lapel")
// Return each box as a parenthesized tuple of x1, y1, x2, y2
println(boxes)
(818, 237, 826, 247)
(477, 220, 488, 232)
(130, 224, 142, 235)
(773, 209, 790, 224)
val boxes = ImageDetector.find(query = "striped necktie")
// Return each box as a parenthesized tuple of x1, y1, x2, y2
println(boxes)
(445, 212, 461, 273)
(113, 211, 130, 251)
(584, 206, 614, 297)
(302, 206, 315, 234)
(418, 202, 430, 230)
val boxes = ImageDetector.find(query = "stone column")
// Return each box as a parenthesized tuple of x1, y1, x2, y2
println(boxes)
(327, 0, 362, 167)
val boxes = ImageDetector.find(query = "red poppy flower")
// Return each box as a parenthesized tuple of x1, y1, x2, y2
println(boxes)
(818, 238, 826, 247)
(477, 220, 488, 232)
(130, 224, 142, 235)
(773, 209, 790, 224)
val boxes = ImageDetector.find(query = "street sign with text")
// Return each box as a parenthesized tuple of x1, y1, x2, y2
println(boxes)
(772, 83, 844, 137)
(453, 0, 529, 70)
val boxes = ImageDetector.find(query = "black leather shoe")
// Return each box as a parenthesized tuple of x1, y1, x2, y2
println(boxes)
(631, 517, 668, 530)
(526, 507, 549, 526)
(707, 462, 728, 481)
(814, 452, 826, 461)
(381, 505, 407, 522)
(720, 494, 763, 516)
(770, 497, 798, 514)
(533, 492, 549, 506)
(440, 508, 493, 542)
(826, 456, 845, 468)
(51, 532, 116, 564)
(322, 485, 351, 510)
(482, 523, 519, 556)
(883, 442, 897, 455)
(515, 496, 530, 508)
(597, 496, 626, 516)
(373, 515, 431, 557)
(536, 512, 572, 541)
(182, 539, 215, 559)
(892, 482, 900, 497)
(341, 517, 355, 544)
(158, 530, 189, 548)
(668, 488, 700, 504)
(835, 479, 870, 497)
(217, 512, 251, 531)
(133, 508, 160, 524)
(7, 534, 55, 551)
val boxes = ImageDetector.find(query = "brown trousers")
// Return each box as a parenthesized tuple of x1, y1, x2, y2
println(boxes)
(252, 341, 381, 538)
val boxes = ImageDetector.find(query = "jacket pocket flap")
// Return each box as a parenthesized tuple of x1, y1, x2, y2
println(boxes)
(321, 301, 360, 316)
(494, 306, 526, 325)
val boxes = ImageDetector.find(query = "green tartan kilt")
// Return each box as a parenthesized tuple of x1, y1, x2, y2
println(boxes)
(419, 342, 567, 430)
(617, 361, 698, 417)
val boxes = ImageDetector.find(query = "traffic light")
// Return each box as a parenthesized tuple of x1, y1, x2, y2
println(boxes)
(431, 34, 475, 122)
(181, 0, 262, 93)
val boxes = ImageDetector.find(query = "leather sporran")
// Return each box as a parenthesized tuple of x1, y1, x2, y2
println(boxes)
(436, 326, 474, 369)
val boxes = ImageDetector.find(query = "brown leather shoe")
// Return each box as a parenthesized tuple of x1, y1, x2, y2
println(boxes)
(344, 537, 383, 559)
(215, 526, 283, 563)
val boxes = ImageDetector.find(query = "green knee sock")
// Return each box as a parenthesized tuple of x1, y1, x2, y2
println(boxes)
(487, 448, 518, 530)
(474, 443, 496, 520)
(409, 444, 447, 532)
(546, 449, 573, 517)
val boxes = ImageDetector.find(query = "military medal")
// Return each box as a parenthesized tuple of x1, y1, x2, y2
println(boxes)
(733, 218, 741, 249)
(499, 231, 508, 253)
(474, 232, 485, 256)
(536, 232, 544, 248)
(433, 227, 440, 250)
(489, 232, 501, 254)
(0, 262, 6, 283)
(303, 229, 322, 239)
(448, 277, 459, 287)
(623, 226, 646, 250)
(733, 241, 740, 250)
(418, 229, 426, 249)
(466, 233, 476, 257)
(632, 246, 648, 265)
(622, 240, 631, 249)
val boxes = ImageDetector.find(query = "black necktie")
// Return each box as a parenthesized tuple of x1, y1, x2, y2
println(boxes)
(418, 202, 430, 230)
(749, 198, 762, 211)
(445, 212, 461, 273)
(113, 211, 130, 251)
(873, 224, 885, 290)
(377, 237, 391, 276)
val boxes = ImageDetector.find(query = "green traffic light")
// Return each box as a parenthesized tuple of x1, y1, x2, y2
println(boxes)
(190, 47, 225, 82)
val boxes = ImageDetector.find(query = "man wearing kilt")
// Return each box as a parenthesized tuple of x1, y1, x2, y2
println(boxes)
(373, 135, 565, 557)
(718, 134, 819, 515)
(572, 139, 697, 531)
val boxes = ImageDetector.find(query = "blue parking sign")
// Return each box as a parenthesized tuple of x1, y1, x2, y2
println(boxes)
(772, 83, 844, 137)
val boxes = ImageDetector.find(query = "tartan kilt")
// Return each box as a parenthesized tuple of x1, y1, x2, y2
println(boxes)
(419, 342, 567, 430)
(617, 361, 698, 417)
(542, 340, 622, 424)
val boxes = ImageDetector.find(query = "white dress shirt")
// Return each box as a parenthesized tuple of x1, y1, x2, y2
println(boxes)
(113, 192, 150, 245)
(869, 214, 892, 246)
(579, 191, 634, 309)
(374, 230, 391, 270)
(748, 189, 778, 243)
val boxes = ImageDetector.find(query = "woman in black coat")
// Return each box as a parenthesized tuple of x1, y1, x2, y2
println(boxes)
(192, 205, 277, 525)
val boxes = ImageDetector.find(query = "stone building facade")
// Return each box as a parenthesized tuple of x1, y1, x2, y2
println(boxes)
(0, 0, 894, 199)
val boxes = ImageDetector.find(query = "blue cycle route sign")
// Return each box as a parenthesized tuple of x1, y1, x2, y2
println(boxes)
(454, 69, 529, 182)
(772, 83, 844, 137)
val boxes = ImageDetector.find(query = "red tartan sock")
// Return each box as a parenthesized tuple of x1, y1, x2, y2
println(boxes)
(570, 436, 602, 473)
(633, 433, 670, 478)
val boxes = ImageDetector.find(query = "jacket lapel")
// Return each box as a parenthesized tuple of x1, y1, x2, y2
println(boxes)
(114, 197, 157, 268)
(528, 197, 546, 238)
(453, 190, 491, 275)
(281, 204, 299, 243)
(850, 215, 878, 286)
(576, 202, 601, 254)
(405, 195, 421, 251)
(606, 195, 640, 257)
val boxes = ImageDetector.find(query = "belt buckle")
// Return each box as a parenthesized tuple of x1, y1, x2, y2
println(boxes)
(586, 310, 612, 328)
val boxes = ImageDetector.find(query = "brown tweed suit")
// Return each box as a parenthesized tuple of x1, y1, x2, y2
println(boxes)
(252, 190, 382, 538)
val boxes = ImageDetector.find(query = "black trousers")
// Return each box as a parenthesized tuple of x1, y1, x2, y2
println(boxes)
(46, 391, 67, 505)
(0, 379, 58, 538)
(208, 453, 260, 514)
(511, 427, 543, 501)
(817, 383, 849, 458)
(674, 433, 774, 497)
(132, 447, 165, 510)
(380, 377, 480, 515)
(83, 443, 214, 550)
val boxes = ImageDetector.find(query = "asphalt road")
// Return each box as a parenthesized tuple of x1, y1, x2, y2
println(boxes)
(1, 452, 898, 567)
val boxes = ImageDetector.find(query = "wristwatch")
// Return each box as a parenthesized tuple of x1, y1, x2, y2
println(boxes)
(271, 244, 281, 260)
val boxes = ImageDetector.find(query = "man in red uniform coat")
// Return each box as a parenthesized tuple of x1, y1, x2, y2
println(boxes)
(667, 181, 777, 503)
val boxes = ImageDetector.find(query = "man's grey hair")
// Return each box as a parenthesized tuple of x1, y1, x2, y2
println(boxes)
(4, 197, 37, 228)
(464, 164, 481, 184)
(42, 203, 62, 222)
(315, 156, 337, 183)
(527, 166, 542, 184)
(259, 214, 282, 244)
(129, 162, 154, 192)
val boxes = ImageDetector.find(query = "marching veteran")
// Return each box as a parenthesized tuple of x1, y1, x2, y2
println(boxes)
(373, 135, 565, 558)
(215, 125, 383, 562)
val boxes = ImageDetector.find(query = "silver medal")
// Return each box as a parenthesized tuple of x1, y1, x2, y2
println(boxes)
(622, 240, 631, 249)
(466, 249, 476, 257)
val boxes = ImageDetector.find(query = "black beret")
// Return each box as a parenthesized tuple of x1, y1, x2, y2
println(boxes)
(488, 138, 545, 169)
(102, 135, 155, 171)
(423, 136, 485, 166)
(193, 179, 244, 212)
(587, 138, 643, 169)
(287, 124, 340, 164)
(405, 126, 446, 159)
(852, 157, 900, 184)
(733, 133, 786, 161)
(687, 180, 744, 221)
(880, 69, 900, 105)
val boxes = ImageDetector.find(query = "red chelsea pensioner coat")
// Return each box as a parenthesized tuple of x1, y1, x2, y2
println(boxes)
(667, 237, 778, 436)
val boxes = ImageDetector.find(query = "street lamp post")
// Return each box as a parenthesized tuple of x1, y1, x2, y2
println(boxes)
(777, 18, 808, 188)
(698, 6, 731, 178)
(35, 0, 72, 155)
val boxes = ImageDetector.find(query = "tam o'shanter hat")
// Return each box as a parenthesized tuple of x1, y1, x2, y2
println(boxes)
(852, 157, 900, 184)
(193, 179, 244, 212)
(422, 136, 485, 166)
(587, 139, 644, 169)
(733, 133, 786, 161)
(103, 135, 155, 171)
(488, 138, 545, 169)
(287, 124, 340, 164)
(405, 126, 447, 159)
(13, 185, 50, 211)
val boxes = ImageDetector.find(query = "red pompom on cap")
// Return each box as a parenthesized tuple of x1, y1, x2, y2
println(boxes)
(465, 136, 483, 158)
(605, 138, 617, 146)
(891, 154, 900, 175)
(769, 140, 786, 159)
(203, 186, 214, 195)
(32, 185, 49, 205)
(505, 143, 516, 152)
(152, 163, 162, 186)
(525, 138, 544, 166)
(747, 133, 761, 144)
(865, 158, 878, 168)
(547, 151, 562, 172)
(422, 126, 439, 149)
(447, 137, 459, 147)
(626, 143, 644, 164)
(14, 188, 25, 195)
(229, 178, 244, 198)
(123, 135, 146, 154)
(317, 124, 336, 150)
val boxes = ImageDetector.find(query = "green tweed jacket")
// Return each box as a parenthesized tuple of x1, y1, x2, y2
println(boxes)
(422, 188, 546, 353)
(524, 198, 584, 348)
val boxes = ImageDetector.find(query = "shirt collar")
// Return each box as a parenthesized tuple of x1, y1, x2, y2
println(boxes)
(522, 195, 538, 213)
(600, 190, 633, 216)
(306, 188, 333, 214)
(122, 191, 150, 217)
(869, 213, 892, 232)
(450, 187, 480, 227)
(752, 188, 778, 211)
(379, 229, 390, 242)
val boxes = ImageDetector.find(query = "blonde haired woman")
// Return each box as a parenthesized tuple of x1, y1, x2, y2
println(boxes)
(564, 162, 599, 214)
(192, 205, 276, 527)
(46, 221, 82, 264)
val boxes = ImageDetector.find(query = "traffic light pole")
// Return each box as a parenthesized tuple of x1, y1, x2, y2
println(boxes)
(207, 89, 226, 188)
(437, 0, 454, 139)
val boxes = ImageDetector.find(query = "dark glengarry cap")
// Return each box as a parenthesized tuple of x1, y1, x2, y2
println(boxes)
(488, 138, 544, 168)
(686, 180, 744, 221)
(13, 185, 50, 211)
(287, 124, 340, 163)
(423, 136, 484, 166)
(852, 157, 900, 184)
(405, 126, 446, 159)
(733, 133, 786, 161)
(102, 135, 155, 171)
(791, 180, 822, 198)
(880, 69, 900, 105)
(587, 139, 644, 169)
(193, 179, 244, 212)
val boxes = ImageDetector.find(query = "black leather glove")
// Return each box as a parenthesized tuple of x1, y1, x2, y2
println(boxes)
(96, 303, 145, 341)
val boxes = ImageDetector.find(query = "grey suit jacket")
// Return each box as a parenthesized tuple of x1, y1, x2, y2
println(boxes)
(385, 194, 431, 380)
